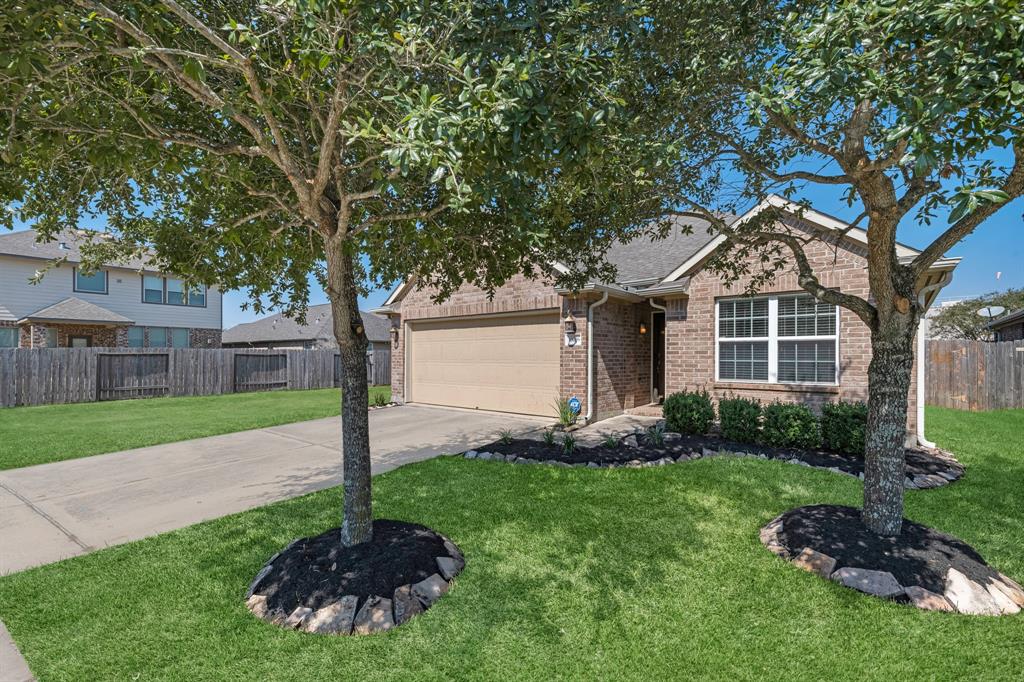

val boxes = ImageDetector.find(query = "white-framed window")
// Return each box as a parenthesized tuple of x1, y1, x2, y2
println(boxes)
(142, 275, 206, 307)
(74, 267, 108, 294)
(716, 293, 838, 385)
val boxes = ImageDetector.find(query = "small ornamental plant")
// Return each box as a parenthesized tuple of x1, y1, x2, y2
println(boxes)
(663, 390, 715, 434)
(498, 429, 514, 445)
(542, 429, 557, 446)
(562, 433, 577, 455)
(645, 423, 667, 447)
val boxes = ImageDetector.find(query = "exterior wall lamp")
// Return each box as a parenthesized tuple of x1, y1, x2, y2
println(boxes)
(639, 321, 647, 336)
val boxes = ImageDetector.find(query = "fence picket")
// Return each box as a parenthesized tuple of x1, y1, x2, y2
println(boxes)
(926, 339, 1024, 411)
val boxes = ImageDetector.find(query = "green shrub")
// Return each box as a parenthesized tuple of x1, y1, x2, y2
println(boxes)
(562, 433, 577, 455)
(601, 434, 619, 448)
(542, 429, 556, 446)
(821, 401, 868, 456)
(718, 397, 762, 444)
(760, 402, 821, 450)
(553, 396, 578, 427)
(645, 423, 666, 447)
(663, 390, 714, 434)
(372, 392, 390, 407)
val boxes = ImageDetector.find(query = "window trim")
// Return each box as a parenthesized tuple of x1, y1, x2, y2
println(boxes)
(73, 267, 108, 295)
(715, 293, 840, 386)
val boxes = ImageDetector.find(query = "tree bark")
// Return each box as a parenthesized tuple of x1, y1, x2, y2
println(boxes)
(325, 240, 373, 547)
(861, 309, 917, 536)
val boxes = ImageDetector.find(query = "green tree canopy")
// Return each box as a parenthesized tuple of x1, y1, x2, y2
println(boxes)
(931, 289, 1024, 340)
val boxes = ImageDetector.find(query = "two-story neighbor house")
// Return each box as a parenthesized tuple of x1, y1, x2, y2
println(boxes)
(0, 229, 222, 348)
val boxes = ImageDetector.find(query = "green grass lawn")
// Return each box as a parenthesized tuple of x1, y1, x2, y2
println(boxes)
(0, 406, 1021, 680)
(0, 386, 390, 470)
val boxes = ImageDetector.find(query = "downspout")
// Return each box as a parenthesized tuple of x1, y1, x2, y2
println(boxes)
(915, 272, 953, 448)
(585, 291, 610, 424)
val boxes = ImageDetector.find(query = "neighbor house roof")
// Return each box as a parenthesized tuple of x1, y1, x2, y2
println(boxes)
(222, 304, 390, 345)
(0, 228, 157, 271)
(989, 308, 1024, 330)
(18, 297, 134, 325)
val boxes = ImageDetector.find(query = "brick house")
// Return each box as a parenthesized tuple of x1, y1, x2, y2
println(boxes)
(374, 196, 960, 444)
(0, 229, 223, 348)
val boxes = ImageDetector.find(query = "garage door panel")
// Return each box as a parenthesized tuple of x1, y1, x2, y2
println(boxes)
(408, 313, 559, 416)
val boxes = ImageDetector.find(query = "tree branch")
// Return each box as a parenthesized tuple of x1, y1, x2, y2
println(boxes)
(911, 141, 1024, 276)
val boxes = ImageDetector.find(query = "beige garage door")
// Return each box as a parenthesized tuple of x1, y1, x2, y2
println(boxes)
(408, 313, 559, 416)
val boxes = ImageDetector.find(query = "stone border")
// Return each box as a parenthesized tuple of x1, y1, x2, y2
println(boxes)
(368, 401, 400, 411)
(462, 434, 963, 489)
(759, 515, 1024, 615)
(244, 533, 465, 635)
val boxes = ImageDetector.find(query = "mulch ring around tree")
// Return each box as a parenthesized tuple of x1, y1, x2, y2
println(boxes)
(760, 504, 1024, 615)
(468, 430, 963, 489)
(245, 520, 464, 635)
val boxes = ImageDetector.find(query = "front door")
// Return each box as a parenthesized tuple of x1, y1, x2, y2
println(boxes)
(652, 312, 666, 403)
(69, 335, 91, 348)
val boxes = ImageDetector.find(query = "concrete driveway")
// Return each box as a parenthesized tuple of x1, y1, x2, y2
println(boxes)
(0, 404, 551, 576)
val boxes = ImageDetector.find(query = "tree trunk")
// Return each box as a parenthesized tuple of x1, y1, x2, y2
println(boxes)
(325, 241, 373, 547)
(861, 311, 917, 536)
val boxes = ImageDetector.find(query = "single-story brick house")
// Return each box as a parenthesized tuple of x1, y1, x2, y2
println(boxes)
(374, 196, 960, 445)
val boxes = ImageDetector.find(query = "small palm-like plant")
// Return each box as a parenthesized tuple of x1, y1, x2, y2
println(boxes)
(541, 429, 556, 446)
(645, 423, 666, 447)
(499, 428, 514, 445)
(553, 396, 578, 427)
(372, 391, 389, 407)
(562, 433, 577, 455)
(601, 434, 619, 448)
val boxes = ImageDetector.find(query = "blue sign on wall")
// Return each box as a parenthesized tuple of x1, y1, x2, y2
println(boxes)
(567, 396, 582, 415)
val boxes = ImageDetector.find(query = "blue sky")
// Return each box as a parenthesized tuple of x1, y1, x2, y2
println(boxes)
(8, 189, 1022, 329)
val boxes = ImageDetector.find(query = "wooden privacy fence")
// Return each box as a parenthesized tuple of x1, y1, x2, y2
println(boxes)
(0, 346, 392, 408)
(926, 339, 1024, 411)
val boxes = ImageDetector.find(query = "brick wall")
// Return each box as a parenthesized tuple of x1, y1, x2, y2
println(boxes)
(189, 327, 223, 348)
(54, 324, 124, 347)
(663, 219, 918, 436)
(390, 272, 562, 403)
(592, 300, 651, 419)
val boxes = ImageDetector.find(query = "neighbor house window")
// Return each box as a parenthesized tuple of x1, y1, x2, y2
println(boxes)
(170, 328, 190, 348)
(127, 326, 145, 348)
(717, 294, 838, 385)
(166, 278, 185, 305)
(0, 328, 17, 348)
(44, 327, 58, 348)
(187, 287, 206, 307)
(74, 268, 107, 294)
(143, 275, 164, 303)
(149, 327, 167, 347)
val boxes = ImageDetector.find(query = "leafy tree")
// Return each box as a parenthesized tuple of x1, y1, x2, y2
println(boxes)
(618, 0, 1024, 534)
(931, 289, 1024, 340)
(0, 0, 658, 546)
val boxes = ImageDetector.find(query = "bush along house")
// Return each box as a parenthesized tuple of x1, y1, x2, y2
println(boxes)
(0, 229, 222, 349)
(374, 196, 960, 446)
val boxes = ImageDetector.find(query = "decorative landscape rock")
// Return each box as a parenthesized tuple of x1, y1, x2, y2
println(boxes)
(245, 520, 465, 635)
(831, 567, 904, 599)
(352, 597, 394, 634)
(760, 504, 1022, 616)
(304, 596, 358, 634)
(464, 434, 964, 489)
(792, 547, 837, 579)
(904, 586, 954, 612)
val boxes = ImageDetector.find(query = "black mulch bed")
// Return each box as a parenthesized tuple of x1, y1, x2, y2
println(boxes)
(258, 520, 448, 615)
(778, 504, 1001, 595)
(476, 432, 962, 486)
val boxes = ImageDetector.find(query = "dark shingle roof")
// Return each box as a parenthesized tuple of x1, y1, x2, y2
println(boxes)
(222, 304, 390, 345)
(19, 297, 133, 325)
(989, 308, 1024, 330)
(601, 215, 725, 286)
(0, 228, 156, 270)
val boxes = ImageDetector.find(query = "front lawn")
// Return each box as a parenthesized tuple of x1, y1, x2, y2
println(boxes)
(0, 386, 390, 470)
(0, 406, 1020, 680)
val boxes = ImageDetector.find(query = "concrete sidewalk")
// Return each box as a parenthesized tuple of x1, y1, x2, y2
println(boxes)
(0, 404, 550, 576)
